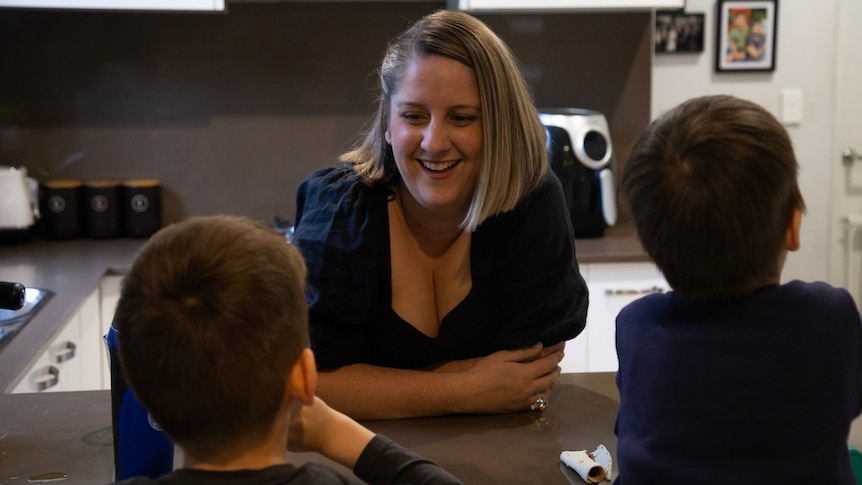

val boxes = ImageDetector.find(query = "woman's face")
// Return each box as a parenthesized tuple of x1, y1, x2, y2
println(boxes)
(385, 54, 483, 218)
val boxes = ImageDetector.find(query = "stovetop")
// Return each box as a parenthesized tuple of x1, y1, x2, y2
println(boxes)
(0, 287, 53, 350)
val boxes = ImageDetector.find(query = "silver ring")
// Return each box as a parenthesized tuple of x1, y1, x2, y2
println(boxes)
(530, 396, 548, 412)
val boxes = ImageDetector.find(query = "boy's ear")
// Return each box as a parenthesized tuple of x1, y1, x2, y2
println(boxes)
(287, 348, 317, 406)
(785, 207, 802, 252)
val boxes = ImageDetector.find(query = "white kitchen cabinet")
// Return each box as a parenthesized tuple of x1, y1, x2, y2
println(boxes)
(559, 261, 668, 374)
(0, 0, 224, 11)
(12, 273, 124, 393)
(451, 0, 684, 12)
(77, 290, 103, 390)
(12, 292, 90, 393)
(54, 293, 87, 391)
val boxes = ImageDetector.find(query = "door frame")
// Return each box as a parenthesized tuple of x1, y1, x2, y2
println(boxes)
(829, 0, 862, 302)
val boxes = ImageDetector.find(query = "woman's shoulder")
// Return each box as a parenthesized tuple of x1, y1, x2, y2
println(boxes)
(298, 163, 364, 198)
(478, 170, 566, 232)
(514, 170, 567, 220)
(297, 163, 389, 215)
(294, 163, 390, 247)
(527, 168, 564, 199)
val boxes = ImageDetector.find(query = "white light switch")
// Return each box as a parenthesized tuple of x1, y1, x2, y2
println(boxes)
(781, 89, 803, 125)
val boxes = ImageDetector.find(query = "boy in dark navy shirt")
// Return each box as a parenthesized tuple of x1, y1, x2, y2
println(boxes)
(615, 95, 862, 485)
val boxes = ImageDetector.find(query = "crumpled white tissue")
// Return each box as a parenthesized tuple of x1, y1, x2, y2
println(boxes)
(560, 444, 613, 483)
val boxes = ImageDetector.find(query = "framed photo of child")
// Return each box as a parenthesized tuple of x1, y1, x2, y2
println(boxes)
(715, 0, 778, 72)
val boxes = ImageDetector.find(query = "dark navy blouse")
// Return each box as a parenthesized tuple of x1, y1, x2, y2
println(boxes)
(293, 163, 588, 370)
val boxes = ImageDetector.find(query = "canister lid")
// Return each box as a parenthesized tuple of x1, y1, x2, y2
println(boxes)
(42, 179, 82, 189)
(84, 179, 120, 188)
(122, 179, 161, 188)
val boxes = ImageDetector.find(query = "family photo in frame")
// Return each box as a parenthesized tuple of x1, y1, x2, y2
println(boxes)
(655, 11, 705, 54)
(715, 0, 778, 72)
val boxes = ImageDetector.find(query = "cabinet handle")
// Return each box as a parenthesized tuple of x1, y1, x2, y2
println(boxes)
(604, 286, 666, 296)
(30, 365, 60, 391)
(843, 147, 861, 164)
(50, 341, 76, 364)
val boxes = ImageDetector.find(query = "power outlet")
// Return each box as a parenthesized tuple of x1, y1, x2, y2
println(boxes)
(781, 89, 804, 125)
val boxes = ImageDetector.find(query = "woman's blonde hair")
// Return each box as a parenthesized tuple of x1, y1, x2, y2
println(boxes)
(340, 9, 547, 231)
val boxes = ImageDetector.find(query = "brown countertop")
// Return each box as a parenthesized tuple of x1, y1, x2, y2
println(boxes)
(574, 221, 649, 264)
(0, 373, 621, 485)
(4, 371, 862, 485)
(0, 389, 115, 484)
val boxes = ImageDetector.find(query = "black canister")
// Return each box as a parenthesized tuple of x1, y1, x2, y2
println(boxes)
(41, 179, 82, 239)
(104, 324, 174, 480)
(84, 179, 121, 239)
(122, 179, 162, 238)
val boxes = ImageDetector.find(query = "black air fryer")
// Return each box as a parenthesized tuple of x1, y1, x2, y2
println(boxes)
(539, 108, 617, 238)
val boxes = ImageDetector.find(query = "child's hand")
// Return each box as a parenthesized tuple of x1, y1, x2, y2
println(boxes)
(287, 396, 330, 453)
(287, 396, 375, 468)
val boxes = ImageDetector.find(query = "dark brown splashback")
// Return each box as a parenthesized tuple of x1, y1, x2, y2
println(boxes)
(0, 2, 649, 227)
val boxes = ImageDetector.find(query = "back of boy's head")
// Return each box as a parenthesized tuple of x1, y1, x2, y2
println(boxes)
(622, 95, 805, 299)
(113, 214, 309, 462)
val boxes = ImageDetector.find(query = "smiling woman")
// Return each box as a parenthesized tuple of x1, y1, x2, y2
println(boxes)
(292, 9, 589, 420)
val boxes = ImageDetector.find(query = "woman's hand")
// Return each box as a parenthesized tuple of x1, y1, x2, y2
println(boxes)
(457, 342, 563, 414)
(312, 342, 566, 419)
(427, 342, 564, 371)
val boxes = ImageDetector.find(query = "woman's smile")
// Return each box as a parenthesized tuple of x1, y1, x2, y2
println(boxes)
(420, 159, 461, 173)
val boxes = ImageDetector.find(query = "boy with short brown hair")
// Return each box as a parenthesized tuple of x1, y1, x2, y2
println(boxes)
(615, 95, 862, 484)
(111, 215, 461, 485)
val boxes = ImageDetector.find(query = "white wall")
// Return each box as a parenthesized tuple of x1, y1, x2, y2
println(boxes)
(651, 0, 840, 285)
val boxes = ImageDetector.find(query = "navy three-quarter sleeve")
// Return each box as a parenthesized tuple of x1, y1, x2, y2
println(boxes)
(472, 171, 589, 349)
(294, 164, 390, 369)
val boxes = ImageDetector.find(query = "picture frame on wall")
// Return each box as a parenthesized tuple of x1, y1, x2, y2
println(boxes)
(715, 0, 778, 72)
(655, 11, 705, 54)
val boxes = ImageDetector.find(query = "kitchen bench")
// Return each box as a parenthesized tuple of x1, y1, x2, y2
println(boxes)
(1, 373, 619, 485)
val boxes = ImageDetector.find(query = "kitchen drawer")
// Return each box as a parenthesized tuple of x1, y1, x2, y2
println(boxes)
(12, 307, 81, 393)
(560, 262, 668, 374)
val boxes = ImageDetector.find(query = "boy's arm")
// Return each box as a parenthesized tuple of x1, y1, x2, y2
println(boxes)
(287, 396, 375, 468)
(353, 434, 463, 485)
(288, 397, 462, 484)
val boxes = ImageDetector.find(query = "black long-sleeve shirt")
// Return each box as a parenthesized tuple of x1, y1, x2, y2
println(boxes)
(111, 434, 463, 485)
